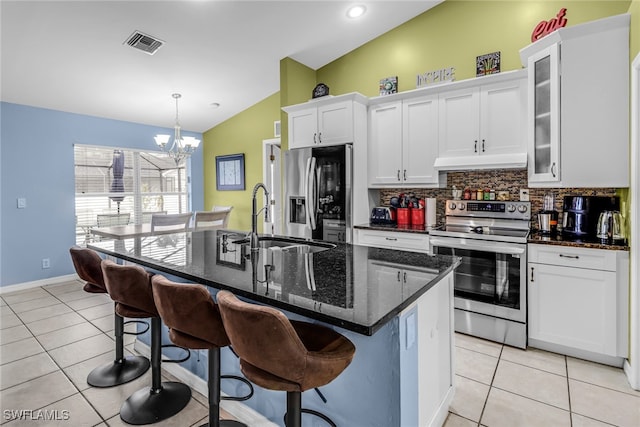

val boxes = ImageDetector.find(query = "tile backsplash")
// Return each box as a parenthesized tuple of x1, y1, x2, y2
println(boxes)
(378, 168, 620, 227)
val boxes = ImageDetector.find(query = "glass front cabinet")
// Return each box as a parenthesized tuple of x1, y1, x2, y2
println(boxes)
(527, 43, 560, 185)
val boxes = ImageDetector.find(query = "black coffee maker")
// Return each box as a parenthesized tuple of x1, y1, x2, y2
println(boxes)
(562, 195, 620, 240)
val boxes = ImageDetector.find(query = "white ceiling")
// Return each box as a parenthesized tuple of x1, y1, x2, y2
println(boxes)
(1, 1, 442, 133)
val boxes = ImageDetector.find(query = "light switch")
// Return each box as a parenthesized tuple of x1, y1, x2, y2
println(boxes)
(17, 198, 26, 209)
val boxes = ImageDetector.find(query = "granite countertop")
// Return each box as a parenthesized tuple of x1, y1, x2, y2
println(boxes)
(527, 231, 629, 251)
(354, 223, 432, 234)
(88, 229, 459, 336)
(355, 223, 630, 252)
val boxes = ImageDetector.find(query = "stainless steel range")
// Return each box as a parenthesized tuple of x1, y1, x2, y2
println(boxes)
(429, 200, 530, 349)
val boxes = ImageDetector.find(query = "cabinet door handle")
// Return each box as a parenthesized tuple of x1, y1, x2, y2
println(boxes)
(318, 132, 322, 143)
(397, 170, 401, 181)
(559, 254, 579, 259)
(403, 169, 407, 181)
(474, 140, 478, 153)
(403, 272, 407, 283)
(482, 139, 485, 152)
(385, 237, 398, 241)
(551, 162, 557, 177)
(397, 271, 401, 282)
(313, 133, 317, 144)
(530, 266, 534, 282)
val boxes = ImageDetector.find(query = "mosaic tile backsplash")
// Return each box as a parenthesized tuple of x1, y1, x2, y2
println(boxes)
(378, 168, 620, 228)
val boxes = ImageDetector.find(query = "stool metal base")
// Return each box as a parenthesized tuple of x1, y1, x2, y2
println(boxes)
(87, 355, 150, 388)
(120, 381, 191, 425)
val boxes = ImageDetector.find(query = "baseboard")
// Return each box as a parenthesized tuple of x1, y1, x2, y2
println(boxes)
(133, 341, 277, 427)
(623, 359, 640, 391)
(528, 338, 625, 367)
(0, 274, 78, 295)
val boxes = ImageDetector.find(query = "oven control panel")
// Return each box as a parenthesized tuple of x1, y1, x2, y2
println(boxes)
(445, 200, 530, 220)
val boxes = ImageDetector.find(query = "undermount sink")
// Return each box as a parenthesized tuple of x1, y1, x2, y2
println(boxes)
(233, 236, 335, 253)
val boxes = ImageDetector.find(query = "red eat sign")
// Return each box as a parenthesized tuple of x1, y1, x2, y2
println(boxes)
(531, 8, 568, 42)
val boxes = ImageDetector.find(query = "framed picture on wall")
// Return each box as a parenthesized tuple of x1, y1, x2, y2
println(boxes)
(216, 153, 245, 191)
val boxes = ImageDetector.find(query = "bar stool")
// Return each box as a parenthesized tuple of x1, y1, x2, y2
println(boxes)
(151, 275, 252, 427)
(216, 290, 356, 427)
(68, 246, 150, 387)
(101, 260, 191, 425)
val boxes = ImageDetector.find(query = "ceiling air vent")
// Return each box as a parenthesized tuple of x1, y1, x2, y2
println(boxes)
(124, 31, 164, 55)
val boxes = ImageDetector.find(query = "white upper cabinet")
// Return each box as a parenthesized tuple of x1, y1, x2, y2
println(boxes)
(284, 94, 367, 149)
(435, 71, 527, 170)
(527, 44, 561, 184)
(368, 101, 403, 184)
(520, 13, 630, 188)
(403, 96, 441, 185)
(368, 94, 442, 187)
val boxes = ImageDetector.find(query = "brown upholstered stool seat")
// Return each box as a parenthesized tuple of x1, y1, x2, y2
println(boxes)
(69, 246, 149, 388)
(151, 275, 251, 427)
(101, 260, 191, 425)
(217, 290, 355, 427)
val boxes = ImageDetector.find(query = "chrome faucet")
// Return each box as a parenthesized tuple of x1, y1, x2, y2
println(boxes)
(250, 183, 270, 252)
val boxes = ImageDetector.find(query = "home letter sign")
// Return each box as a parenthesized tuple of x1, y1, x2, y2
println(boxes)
(531, 8, 568, 42)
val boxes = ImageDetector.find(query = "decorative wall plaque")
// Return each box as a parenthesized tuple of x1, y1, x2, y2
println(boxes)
(476, 52, 501, 76)
(379, 76, 398, 95)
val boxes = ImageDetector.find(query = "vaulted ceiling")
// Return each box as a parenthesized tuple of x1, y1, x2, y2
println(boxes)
(1, 1, 441, 132)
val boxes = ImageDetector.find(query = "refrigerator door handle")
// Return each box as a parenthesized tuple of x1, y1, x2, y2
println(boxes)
(304, 157, 312, 227)
(307, 157, 317, 230)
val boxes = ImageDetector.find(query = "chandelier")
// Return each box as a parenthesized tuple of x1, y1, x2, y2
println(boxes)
(154, 93, 200, 165)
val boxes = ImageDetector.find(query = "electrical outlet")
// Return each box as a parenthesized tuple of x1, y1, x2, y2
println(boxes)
(17, 198, 26, 209)
(42, 258, 50, 269)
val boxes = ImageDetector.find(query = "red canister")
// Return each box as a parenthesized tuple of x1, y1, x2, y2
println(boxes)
(397, 208, 410, 226)
(411, 208, 425, 227)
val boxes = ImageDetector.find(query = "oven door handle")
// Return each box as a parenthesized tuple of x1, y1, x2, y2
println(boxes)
(430, 237, 526, 255)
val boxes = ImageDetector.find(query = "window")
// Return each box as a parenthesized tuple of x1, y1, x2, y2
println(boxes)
(74, 144, 189, 244)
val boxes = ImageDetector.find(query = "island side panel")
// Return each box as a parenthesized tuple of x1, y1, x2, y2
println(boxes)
(399, 270, 455, 427)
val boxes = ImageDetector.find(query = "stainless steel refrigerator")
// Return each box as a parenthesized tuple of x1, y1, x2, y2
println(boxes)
(284, 144, 352, 243)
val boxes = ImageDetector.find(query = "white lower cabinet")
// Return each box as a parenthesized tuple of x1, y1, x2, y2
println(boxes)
(527, 244, 629, 363)
(354, 229, 430, 253)
(367, 260, 439, 319)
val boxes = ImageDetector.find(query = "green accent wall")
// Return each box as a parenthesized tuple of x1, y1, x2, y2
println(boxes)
(202, 92, 280, 231)
(279, 57, 316, 151)
(317, 1, 631, 94)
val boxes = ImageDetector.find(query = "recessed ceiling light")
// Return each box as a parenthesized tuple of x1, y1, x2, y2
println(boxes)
(346, 5, 366, 19)
(210, 102, 220, 109)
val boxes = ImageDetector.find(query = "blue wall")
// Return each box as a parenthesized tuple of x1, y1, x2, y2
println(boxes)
(0, 102, 203, 287)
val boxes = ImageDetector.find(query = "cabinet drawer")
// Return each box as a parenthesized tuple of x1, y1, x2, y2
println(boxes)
(528, 244, 617, 271)
(355, 229, 429, 253)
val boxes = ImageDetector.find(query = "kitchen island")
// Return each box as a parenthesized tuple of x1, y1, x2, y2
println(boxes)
(89, 229, 459, 427)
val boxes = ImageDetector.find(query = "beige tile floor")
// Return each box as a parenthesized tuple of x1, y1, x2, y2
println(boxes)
(0, 280, 238, 427)
(2, 280, 639, 426)
(445, 333, 640, 427)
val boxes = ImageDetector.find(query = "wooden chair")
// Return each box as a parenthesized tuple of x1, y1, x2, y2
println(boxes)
(150, 212, 193, 232)
(194, 210, 231, 229)
(96, 213, 130, 227)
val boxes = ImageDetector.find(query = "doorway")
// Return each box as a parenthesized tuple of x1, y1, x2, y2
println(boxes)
(263, 138, 281, 234)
